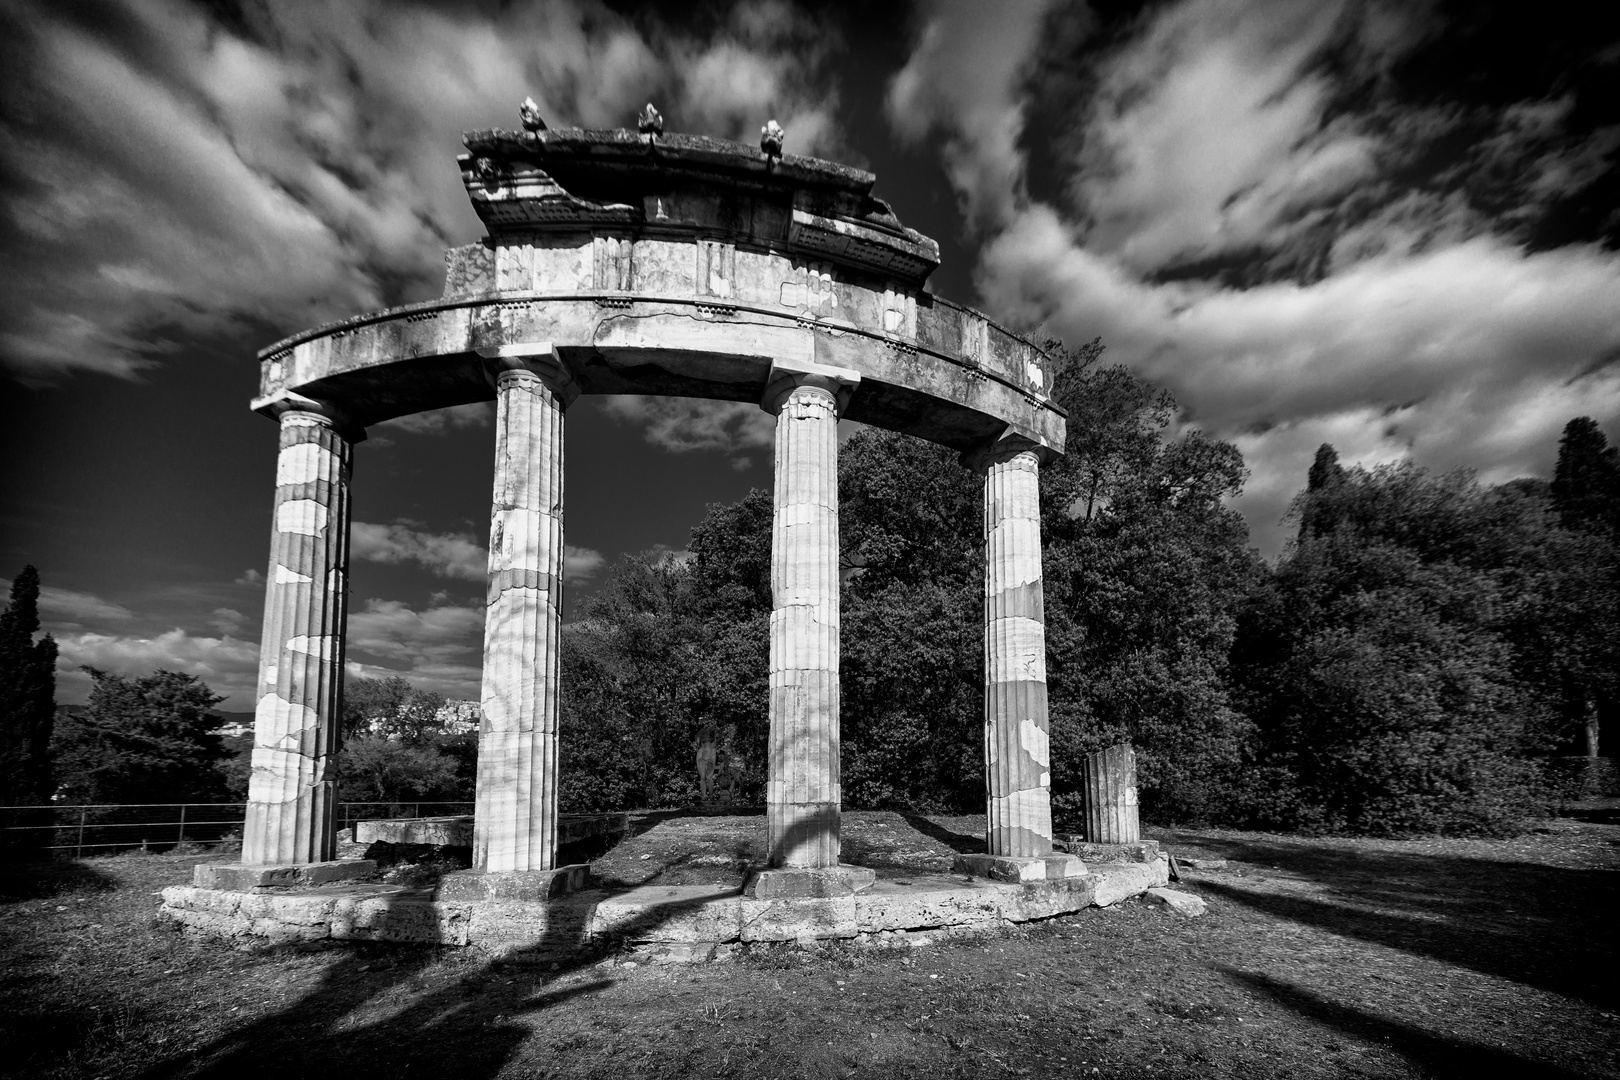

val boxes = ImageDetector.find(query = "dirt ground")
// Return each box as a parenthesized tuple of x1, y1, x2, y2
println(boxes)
(2, 806, 1616, 1079)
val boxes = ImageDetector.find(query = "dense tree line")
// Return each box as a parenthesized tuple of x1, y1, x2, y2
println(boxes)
(557, 346, 1617, 835)
(2, 349, 1613, 840)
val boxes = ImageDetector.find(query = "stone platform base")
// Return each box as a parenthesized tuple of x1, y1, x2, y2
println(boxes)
(1054, 837, 1162, 864)
(354, 813, 629, 849)
(193, 859, 377, 890)
(436, 864, 591, 901)
(160, 858, 1171, 958)
(952, 853, 1087, 883)
(746, 864, 876, 898)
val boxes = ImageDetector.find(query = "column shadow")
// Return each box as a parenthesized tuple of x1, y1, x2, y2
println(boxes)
(1220, 967, 1596, 1080)
(1160, 833, 1619, 1011)
(133, 880, 740, 1080)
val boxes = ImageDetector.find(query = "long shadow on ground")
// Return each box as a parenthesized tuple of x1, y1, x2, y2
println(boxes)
(134, 879, 740, 1080)
(1164, 836, 1620, 1011)
(1222, 968, 1597, 1080)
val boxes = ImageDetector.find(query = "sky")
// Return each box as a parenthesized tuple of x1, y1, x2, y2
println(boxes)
(2, 0, 1617, 710)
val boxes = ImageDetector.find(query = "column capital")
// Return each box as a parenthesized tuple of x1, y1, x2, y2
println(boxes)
(253, 390, 366, 443)
(477, 341, 580, 407)
(960, 425, 1058, 472)
(762, 359, 861, 416)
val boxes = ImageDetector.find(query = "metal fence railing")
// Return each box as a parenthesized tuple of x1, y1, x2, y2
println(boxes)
(0, 801, 475, 858)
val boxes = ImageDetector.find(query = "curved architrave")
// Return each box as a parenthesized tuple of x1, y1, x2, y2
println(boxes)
(256, 291, 1063, 454)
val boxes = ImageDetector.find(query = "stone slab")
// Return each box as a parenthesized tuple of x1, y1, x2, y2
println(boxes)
(1176, 856, 1227, 870)
(193, 859, 377, 890)
(436, 864, 591, 901)
(162, 857, 1173, 956)
(1054, 838, 1161, 863)
(355, 812, 630, 848)
(1145, 887, 1208, 917)
(746, 864, 877, 899)
(952, 853, 1087, 883)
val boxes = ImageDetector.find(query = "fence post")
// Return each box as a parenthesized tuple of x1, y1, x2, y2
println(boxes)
(177, 804, 187, 850)
(76, 806, 86, 859)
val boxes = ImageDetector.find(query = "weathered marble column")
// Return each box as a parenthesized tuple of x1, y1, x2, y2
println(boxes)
(982, 448, 1054, 857)
(764, 371, 849, 869)
(472, 351, 574, 875)
(242, 405, 357, 866)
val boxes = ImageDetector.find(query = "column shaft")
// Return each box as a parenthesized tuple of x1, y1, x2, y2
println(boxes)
(766, 383, 842, 867)
(983, 450, 1053, 856)
(474, 368, 565, 873)
(243, 411, 354, 865)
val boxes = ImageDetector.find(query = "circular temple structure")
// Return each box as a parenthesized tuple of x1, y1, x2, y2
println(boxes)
(162, 112, 1170, 955)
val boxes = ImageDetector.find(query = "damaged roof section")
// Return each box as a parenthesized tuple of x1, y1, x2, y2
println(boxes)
(460, 126, 942, 286)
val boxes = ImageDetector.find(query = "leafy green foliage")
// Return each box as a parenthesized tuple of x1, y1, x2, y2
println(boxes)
(51, 669, 228, 804)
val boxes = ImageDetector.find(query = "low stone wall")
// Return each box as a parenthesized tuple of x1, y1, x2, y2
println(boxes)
(159, 860, 1169, 957)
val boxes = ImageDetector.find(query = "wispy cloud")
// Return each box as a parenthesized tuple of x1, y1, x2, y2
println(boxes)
(351, 520, 605, 585)
(0, 0, 846, 384)
(890, 0, 1620, 555)
(351, 521, 488, 581)
(597, 396, 777, 457)
(55, 628, 261, 707)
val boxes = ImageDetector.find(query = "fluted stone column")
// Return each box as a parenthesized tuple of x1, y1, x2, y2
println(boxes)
(242, 406, 357, 866)
(765, 376, 845, 869)
(472, 353, 572, 875)
(983, 448, 1053, 857)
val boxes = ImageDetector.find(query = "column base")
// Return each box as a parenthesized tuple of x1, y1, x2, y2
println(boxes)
(953, 853, 1087, 883)
(746, 864, 876, 899)
(193, 859, 377, 890)
(436, 865, 591, 902)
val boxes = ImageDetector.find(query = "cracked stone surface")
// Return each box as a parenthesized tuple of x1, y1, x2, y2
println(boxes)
(243, 411, 354, 865)
(983, 449, 1053, 858)
(475, 365, 567, 873)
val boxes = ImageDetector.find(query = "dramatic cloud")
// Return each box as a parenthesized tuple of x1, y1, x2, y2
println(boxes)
(598, 396, 777, 459)
(55, 628, 261, 706)
(891, 0, 1620, 554)
(351, 521, 488, 581)
(351, 520, 605, 585)
(886, 0, 1056, 230)
(0, 0, 845, 383)
(345, 598, 483, 700)
(376, 402, 494, 437)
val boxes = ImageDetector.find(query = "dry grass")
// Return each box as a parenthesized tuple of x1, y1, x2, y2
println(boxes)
(2, 805, 1616, 1079)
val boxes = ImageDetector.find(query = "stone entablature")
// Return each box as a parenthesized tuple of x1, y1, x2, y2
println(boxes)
(254, 127, 1061, 458)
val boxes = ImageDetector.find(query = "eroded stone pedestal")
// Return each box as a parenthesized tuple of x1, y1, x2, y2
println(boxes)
(437, 864, 592, 901)
(746, 864, 876, 899)
(194, 859, 376, 890)
(952, 853, 1086, 884)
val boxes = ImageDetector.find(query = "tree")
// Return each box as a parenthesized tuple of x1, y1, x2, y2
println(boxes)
(1039, 344, 1261, 823)
(1236, 458, 1558, 834)
(0, 567, 58, 803)
(1550, 417, 1620, 536)
(337, 734, 462, 804)
(51, 669, 229, 804)
(343, 674, 447, 742)
(0, 567, 58, 854)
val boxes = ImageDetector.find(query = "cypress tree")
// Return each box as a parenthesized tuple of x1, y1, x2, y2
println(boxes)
(0, 566, 59, 854)
(1550, 417, 1620, 536)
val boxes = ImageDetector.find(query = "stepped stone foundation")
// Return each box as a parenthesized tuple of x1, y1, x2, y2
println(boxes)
(174, 108, 1180, 954)
(161, 857, 1170, 956)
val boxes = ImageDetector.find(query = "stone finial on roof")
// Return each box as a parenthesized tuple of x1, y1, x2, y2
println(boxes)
(637, 103, 664, 137)
(519, 97, 547, 133)
(760, 119, 785, 159)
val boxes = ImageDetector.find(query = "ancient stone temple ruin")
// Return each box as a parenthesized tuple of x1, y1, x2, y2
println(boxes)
(165, 105, 1167, 950)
